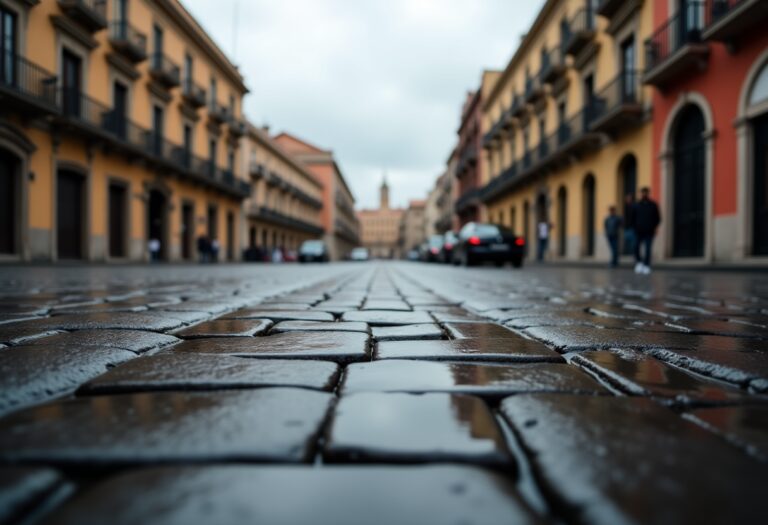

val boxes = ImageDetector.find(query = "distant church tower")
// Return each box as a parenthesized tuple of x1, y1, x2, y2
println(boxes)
(380, 176, 390, 210)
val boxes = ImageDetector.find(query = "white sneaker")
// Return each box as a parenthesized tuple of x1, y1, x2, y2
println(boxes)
(634, 262, 643, 274)
(642, 265, 652, 275)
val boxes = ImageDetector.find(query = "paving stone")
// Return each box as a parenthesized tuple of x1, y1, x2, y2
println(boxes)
(250, 303, 313, 310)
(159, 301, 237, 315)
(363, 300, 411, 311)
(665, 319, 768, 338)
(430, 310, 487, 323)
(686, 405, 768, 461)
(154, 311, 210, 325)
(0, 345, 135, 416)
(341, 360, 605, 397)
(643, 346, 768, 387)
(372, 324, 443, 341)
(169, 332, 370, 364)
(0, 314, 43, 326)
(23, 330, 180, 354)
(501, 394, 768, 524)
(0, 305, 49, 316)
(324, 392, 510, 465)
(444, 322, 518, 339)
(0, 467, 67, 525)
(504, 312, 667, 330)
(174, 319, 272, 339)
(341, 310, 433, 326)
(80, 355, 340, 394)
(0, 324, 63, 345)
(0, 388, 333, 465)
(223, 309, 334, 322)
(570, 350, 748, 405)
(374, 339, 563, 363)
(39, 465, 541, 525)
(271, 321, 370, 334)
(50, 302, 149, 315)
(0, 313, 187, 335)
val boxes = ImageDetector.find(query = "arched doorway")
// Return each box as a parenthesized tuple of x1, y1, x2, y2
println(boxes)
(57, 168, 85, 260)
(583, 174, 596, 256)
(618, 154, 637, 255)
(746, 62, 768, 255)
(557, 186, 567, 257)
(147, 189, 168, 261)
(672, 105, 706, 258)
(0, 148, 20, 255)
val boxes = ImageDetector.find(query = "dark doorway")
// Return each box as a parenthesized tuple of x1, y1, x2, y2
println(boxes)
(226, 211, 234, 261)
(108, 183, 127, 258)
(619, 155, 638, 255)
(111, 82, 128, 140)
(148, 190, 167, 260)
(181, 202, 194, 260)
(672, 105, 706, 258)
(752, 113, 768, 255)
(557, 187, 567, 257)
(583, 175, 596, 256)
(0, 148, 19, 254)
(61, 49, 82, 117)
(57, 169, 85, 259)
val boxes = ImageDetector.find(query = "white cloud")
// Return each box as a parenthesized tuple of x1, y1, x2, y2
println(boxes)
(184, 0, 544, 208)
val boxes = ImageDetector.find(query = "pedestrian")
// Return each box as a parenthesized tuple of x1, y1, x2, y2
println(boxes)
(537, 221, 551, 262)
(623, 193, 637, 256)
(148, 238, 161, 262)
(634, 187, 661, 274)
(604, 206, 623, 268)
(197, 235, 210, 263)
(272, 246, 283, 263)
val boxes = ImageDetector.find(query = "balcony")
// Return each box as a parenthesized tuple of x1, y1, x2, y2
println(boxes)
(480, 164, 518, 203)
(482, 114, 505, 149)
(539, 46, 567, 84)
(57, 0, 107, 32)
(524, 76, 545, 104)
(510, 95, 526, 118)
(248, 205, 324, 235)
(0, 54, 58, 116)
(228, 116, 247, 138)
(335, 218, 360, 244)
(702, 0, 768, 43)
(249, 162, 267, 179)
(149, 53, 181, 88)
(554, 106, 602, 159)
(596, 0, 627, 18)
(109, 21, 147, 62)
(208, 101, 230, 125)
(563, 9, 597, 56)
(644, 3, 709, 88)
(182, 79, 206, 108)
(590, 70, 644, 134)
(455, 187, 483, 213)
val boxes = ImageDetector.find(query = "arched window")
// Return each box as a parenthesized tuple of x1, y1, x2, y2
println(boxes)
(748, 64, 768, 107)
(748, 61, 768, 254)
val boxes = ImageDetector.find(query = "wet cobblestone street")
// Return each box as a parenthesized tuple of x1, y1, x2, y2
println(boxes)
(0, 262, 766, 524)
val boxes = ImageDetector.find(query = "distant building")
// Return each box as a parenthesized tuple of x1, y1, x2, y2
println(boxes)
(399, 199, 427, 254)
(272, 133, 360, 260)
(357, 178, 404, 258)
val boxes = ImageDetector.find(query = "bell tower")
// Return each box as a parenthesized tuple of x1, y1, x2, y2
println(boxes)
(380, 175, 390, 210)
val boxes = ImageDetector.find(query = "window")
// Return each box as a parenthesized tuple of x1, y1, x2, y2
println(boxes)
(0, 6, 17, 85)
(210, 77, 217, 106)
(184, 53, 193, 84)
(152, 105, 164, 156)
(208, 137, 217, 176)
(749, 63, 768, 107)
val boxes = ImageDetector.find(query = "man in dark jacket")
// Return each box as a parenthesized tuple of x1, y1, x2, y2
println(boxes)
(634, 187, 661, 274)
(604, 206, 623, 268)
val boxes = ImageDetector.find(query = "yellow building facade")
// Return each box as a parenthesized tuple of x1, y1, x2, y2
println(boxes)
(243, 126, 324, 257)
(481, 0, 653, 261)
(0, 0, 249, 262)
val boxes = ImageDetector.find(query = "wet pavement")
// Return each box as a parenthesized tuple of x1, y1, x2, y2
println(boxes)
(0, 262, 766, 524)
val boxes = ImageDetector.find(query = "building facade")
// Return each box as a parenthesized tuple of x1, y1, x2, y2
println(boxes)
(480, 0, 654, 262)
(243, 126, 324, 257)
(272, 132, 359, 260)
(357, 178, 403, 258)
(399, 199, 426, 254)
(0, 0, 250, 262)
(454, 71, 498, 227)
(646, 0, 768, 264)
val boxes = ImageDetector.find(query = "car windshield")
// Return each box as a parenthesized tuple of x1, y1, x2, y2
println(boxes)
(473, 225, 501, 237)
(300, 241, 324, 253)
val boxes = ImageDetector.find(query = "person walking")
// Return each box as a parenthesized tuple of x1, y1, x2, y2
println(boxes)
(623, 193, 637, 257)
(634, 187, 661, 274)
(148, 238, 161, 262)
(197, 236, 210, 263)
(604, 206, 623, 268)
(537, 221, 551, 262)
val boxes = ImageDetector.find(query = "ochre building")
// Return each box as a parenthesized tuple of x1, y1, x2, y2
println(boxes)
(357, 178, 404, 259)
(243, 126, 324, 256)
(481, 0, 653, 262)
(0, 0, 250, 262)
(273, 132, 360, 260)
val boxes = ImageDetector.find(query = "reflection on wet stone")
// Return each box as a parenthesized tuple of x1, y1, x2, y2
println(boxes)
(22, 329, 180, 353)
(375, 339, 563, 363)
(371, 324, 443, 341)
(0, 467, 67, 525)
(175, 319, 273, 338)
(686, 405, 768, 461)
(341, 310, 434, 326)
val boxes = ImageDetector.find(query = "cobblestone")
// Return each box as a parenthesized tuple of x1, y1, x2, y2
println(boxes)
(0, 262, 766, 523)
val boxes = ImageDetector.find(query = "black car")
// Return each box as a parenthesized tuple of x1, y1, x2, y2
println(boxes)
(440, 231, 459, 264)
(298, 240, 329, 263)
(453, 222, 525, 268)
(424, 235, 444, 262)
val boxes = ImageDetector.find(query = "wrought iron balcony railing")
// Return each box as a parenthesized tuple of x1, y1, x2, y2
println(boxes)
(562, 8, 597, 56)
(702, 0, 768, 42)
(109, 21, 147, 62)
(182, 79, 207, 108)
(0, 53, 58, 114)
(149, 53, 181, 88)
(590, 70, 644, 134)
(57, 0, 107, 31)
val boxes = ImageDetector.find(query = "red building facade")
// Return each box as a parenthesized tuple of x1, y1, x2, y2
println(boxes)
(647, 0, 768, 262)
(454, 88, 484, 226)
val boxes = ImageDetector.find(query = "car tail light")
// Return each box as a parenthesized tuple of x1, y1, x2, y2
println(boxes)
(430, 248, 439, 254)
(469, 236, 481, 246)
(445, 243, 453, 250)
(515, 237, 525, 246)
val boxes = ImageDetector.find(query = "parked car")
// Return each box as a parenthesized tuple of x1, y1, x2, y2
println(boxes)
(424, 235, 444, 262)
(298, 240, 329, 263)
(453, 222, 525, 268)
(406, 250, 420, 261)
(350, 247, 370, 261)
(441, 231, 459, 264)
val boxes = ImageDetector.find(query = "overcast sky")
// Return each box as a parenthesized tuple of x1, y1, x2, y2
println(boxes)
(184, 0, 544, 209)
